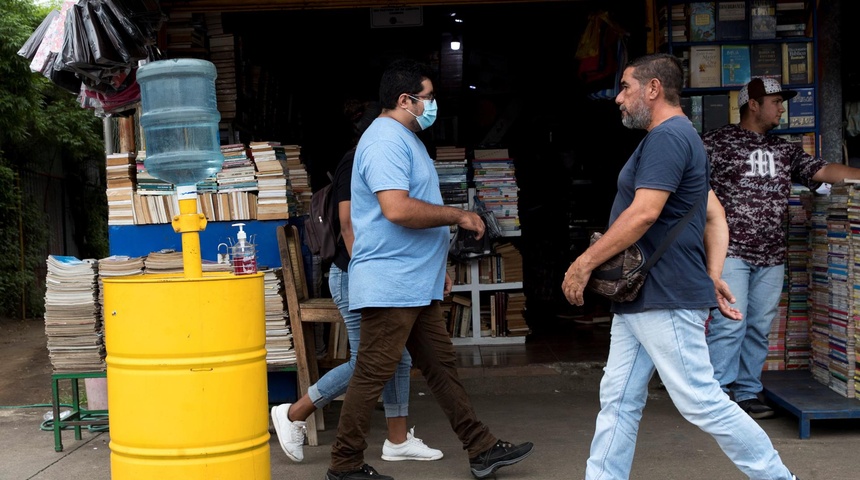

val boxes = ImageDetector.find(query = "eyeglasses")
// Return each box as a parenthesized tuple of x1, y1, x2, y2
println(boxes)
(408, 93, 435, 102)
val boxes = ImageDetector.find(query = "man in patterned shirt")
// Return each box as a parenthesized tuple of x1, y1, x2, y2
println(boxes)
(704, 77, 860, 419)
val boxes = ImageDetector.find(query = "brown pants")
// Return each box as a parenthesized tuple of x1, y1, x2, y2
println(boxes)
(329, 301, 497, 472)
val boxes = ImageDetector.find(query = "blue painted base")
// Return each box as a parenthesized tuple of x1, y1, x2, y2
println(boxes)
(108, 219, 303, 270)
(762, 370, 860, 439)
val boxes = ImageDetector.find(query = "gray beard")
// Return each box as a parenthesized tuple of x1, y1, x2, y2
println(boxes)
(621, 94, 651, 130)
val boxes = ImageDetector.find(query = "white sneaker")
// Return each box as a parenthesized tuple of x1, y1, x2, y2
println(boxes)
(381, 427, 443, 462)
(271, 404, 306, 462)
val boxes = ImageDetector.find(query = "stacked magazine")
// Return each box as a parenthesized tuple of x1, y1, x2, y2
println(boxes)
(43, 255, 104, 372)
(263, 268, 295, 365)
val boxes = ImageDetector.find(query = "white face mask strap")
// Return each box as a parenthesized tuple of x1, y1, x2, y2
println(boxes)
(403, 105, 420, 120)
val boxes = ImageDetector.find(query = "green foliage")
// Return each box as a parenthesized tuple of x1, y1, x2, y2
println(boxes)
(0, 163, 45, 318)
(0, 0, 42, 147)
(0, 0, 107, 317)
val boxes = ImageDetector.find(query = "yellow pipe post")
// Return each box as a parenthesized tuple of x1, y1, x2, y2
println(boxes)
(172, 186, 206, 278)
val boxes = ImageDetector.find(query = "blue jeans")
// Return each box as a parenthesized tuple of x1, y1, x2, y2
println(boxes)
(707, 258, 785, 403)
(307, 264, 411, 418)
(586, 309, 793, 480)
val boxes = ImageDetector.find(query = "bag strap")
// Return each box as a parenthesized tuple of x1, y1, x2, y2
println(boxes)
(639, 192, 707, 274)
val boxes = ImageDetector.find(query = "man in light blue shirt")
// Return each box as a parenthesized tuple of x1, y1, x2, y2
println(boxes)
(325, 58, 533, 480)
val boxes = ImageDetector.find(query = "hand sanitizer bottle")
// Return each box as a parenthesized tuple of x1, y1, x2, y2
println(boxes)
(231, 223, 257, 275)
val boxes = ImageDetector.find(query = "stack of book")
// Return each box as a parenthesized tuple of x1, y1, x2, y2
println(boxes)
(209, 33, 238, 121)
(807, 194, 831, 385)
(657, 1, 687, 49)
(212, 144, 258, 221)
(164, 11, 206, 56)
(133, 190, 179, 225)
(504, 292, 529, 337)
(784, 185, 813, 369)
(106, 152, 136, 226)
(446, 294, 472, 338)
(825, 183, 854, 397)
(250, 141, 290, 220)
(434, 146, 469, 210)
(96, 256, 145, 338)
(489, 292, 508, 337)
(276, 145, 301, 218)
(766, 273, 789, 371)
(495, 242, 524, 283)
(472, 149, 520, 234)
(43, 255, 104, 373)
(134, 150, 175, 196)
(216, 154, 257, 193)
(204, 11, 223, 36)
(143, 249, 184, 274)
(282, 145, 310, 216)
(263, 268, 296, 365)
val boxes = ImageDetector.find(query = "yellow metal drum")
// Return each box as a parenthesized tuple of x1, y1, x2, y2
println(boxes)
(103, 272, 269, 480)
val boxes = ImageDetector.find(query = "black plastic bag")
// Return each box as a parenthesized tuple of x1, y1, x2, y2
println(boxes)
(91, 0, 147, 63)
(56, 4, 101, 83)
(44, 52, 82, 94)
(107, 0, 165, 43)
(99, 0, 150, 46)
(18, 9, 60, 61)
(80, 1, 123, 66)
(448, 197, 502, 262)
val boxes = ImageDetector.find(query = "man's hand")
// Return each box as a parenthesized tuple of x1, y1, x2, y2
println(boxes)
(458, 211, 485, 240)
(562, 258, 591, 306)
(714, 278, 742, 320)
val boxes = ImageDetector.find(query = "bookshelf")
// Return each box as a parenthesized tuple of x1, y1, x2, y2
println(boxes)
(659, 0, 820, 155)
(447, 171, 526, 345)
(450, 230, 526, 345)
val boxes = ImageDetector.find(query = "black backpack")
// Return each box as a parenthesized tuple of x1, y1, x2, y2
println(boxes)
(305, 174, 339, 262)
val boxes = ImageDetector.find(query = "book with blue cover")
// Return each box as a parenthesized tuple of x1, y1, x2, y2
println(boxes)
(689, 2, 716, 42)
(721, 45, 751, 87)
(788, 87, 815, 129)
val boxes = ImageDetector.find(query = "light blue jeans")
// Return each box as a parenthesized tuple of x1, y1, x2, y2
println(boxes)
(707, 258, 785, 403)
(585, 309, 793, 480)
(307, 264, 411, 418)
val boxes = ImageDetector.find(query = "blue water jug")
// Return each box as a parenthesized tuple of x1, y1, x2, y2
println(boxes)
(137, 59, 224, 186)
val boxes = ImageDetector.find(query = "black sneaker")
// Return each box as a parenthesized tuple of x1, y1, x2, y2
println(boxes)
(325, 464, 393, 480)
(736, 398, 775, 419)
(469, 440, 534, 479)
(791, 474, 799, 480)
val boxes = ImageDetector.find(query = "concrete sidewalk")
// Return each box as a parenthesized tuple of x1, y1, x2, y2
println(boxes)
(1, 361, 858, 480)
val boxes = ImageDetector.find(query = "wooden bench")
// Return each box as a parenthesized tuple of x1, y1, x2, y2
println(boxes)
(277, 223, 344, 446)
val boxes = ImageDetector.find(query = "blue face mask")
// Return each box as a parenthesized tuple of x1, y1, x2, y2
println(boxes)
(406, 96, 438, 130)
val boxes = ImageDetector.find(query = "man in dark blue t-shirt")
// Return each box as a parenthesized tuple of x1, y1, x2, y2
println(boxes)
(562, 53, 799, 480)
